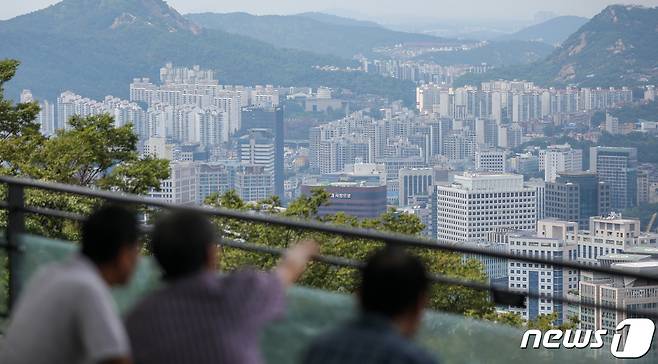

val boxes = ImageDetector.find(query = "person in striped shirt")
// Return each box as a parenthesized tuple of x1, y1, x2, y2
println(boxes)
(125, 210, 318, 364)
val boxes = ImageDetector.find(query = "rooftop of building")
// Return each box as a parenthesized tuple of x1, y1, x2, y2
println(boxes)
(614, 261, 658, 269)
(598, 253, 652, 262)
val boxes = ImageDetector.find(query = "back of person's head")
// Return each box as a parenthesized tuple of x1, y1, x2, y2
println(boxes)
(359, 247, 429, 318)
(152, 210, 216, 281)
(82, 205, 139, 265)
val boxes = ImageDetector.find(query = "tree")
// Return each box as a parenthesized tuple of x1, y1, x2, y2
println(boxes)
(0, 59, 170, 240)
(205, 189, 494, 316)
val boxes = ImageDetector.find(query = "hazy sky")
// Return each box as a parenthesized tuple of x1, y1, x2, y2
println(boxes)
(2, 0, 658, 21)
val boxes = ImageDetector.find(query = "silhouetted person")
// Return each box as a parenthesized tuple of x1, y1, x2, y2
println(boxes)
(0, 205, 140, 364)
(126, 210, 318, 364)
(302, 246, 438, 364)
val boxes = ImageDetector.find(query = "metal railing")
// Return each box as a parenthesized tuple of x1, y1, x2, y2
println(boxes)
(1, 175, 657, 321)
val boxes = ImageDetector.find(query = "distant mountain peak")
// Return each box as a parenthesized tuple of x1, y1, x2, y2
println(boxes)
(14, 0, 202, 34)
(460, 5, 658, 87)
(104, 0, 202, 34)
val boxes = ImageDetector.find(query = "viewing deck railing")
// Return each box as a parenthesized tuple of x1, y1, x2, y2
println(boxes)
(0, 175, 656, 363)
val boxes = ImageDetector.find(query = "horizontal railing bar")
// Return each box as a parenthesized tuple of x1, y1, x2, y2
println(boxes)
(21, 205, 86, 222)
(221, 238, 658, 320)
(1, 175, 656, 283)
(3, 176, 658, 318)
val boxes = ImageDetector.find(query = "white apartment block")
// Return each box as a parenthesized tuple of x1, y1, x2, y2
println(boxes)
(540, 144, 583, 182)
(148, 162, 198, 205)
(435, 173, 537, 243)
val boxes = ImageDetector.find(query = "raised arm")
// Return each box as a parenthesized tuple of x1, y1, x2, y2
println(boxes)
(275, 240, 319, 287)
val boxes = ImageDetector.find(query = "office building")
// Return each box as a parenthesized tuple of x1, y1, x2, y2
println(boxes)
(240, 106, 284, 199)
(475, 118, 498, 148)
(590, 147, 638, 211)
(545, 172, 611, 230)
(238, 129, 276, 181)
(399, 168, 434, 206)
(580, 262, 658, 348)
(435, 173, 537, 243)
(475, 149, 507, 173)
(576, 215, 658, 266)
(301, 176, 387, 219)
(526, 179, 546, 220)
(637, 170, 650, 205)
(148, 162, 198, 205)
(540, 144, 583, 183)
(234, 165, 274, 202)
(507, 220, 579, 324)
(197, 162, 234, 204)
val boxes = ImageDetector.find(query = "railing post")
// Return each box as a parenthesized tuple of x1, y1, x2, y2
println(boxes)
(7, 184, 25, 310)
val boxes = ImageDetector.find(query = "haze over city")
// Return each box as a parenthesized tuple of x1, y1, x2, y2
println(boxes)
(3, 0, 658, 20)
(2, 0, 658, 363)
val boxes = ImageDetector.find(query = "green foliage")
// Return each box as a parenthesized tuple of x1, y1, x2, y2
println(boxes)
(528, 313, 580, 331)
(98, 155, 170, 195)
(0, 60, 170, 240)
(205, 188, 494, 317)
(599, 132, 658, 163)
(608, 100, 658, 123)
(417, 40, 554, 67)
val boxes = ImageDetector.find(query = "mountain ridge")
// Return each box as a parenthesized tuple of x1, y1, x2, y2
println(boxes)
(497, 16, 588, 45)
(185, 12, 456, 59)
(457, 5, 658, 87)
(0, 0, 416, 104)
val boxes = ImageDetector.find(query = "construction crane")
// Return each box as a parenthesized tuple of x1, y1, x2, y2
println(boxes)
(647, 212, 658, 233)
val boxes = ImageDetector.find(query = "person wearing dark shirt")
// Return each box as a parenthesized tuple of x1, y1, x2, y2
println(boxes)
(302, 246, 438, 364)
(126, 210, 318, 364)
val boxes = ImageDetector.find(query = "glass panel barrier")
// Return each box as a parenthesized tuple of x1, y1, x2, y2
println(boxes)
(0, 233, 8, 321)
(8, 234, 632, 363)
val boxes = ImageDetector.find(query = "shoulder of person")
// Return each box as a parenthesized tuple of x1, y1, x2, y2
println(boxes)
(224, 269, 276, 288)
(390, 340, 438, 364)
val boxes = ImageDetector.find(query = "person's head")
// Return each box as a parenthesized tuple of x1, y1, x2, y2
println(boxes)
(151, 210, 218, 281)
(359, 247, 430, 337)
(81, 205, 140, 286)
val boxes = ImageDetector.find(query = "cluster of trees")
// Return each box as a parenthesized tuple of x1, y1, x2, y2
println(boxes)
(203, 189, 493, 317)
(0, 59, 170, 239)
(418, 40, 553, 67)
(599, 132, 658, 164)
(203, 189, 580, 330)
(607, 101, 658, 123)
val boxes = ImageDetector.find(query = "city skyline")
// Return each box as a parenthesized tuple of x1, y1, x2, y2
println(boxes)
(3, 0, 658, 22)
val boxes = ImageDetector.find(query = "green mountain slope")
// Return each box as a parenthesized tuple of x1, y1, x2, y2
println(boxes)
(0, 0, 415, 104)
(457, 5, 658, 87)
(296, 12, 382, 28)
(497, 16, 589, 45)
(415, 40, 554, 67)
(186, 12, 456, 59)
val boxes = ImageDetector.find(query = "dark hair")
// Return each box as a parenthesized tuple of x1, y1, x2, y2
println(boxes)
(151, 210, 216, 280)
(81, 205, 139, 264)
(359, 247, 430, 317)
